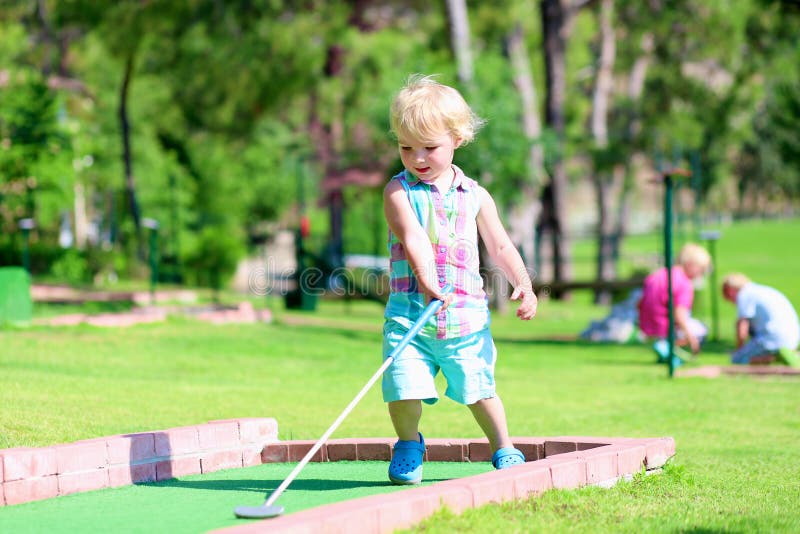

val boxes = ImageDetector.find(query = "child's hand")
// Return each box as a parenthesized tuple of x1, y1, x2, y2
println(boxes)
(426, 289, 452, 312)
(687, 335, 700, 354)
(511, 287, 537, 320)
(434, 292, 453, 313)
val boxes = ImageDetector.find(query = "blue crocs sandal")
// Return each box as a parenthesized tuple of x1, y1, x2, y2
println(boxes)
(388, 433, 425, 485)
(492, 447, 525, 469)
(653, 339, 692, 364)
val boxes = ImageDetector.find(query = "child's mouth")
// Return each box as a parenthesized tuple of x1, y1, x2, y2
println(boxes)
(415, 167, 430, 174)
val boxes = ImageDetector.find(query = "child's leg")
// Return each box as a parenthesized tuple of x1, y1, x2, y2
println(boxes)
(387, 399, 425, 484)
(467, 396, 513, 452)
(731, 338, 770, 365)
(388, 399, 422, 441)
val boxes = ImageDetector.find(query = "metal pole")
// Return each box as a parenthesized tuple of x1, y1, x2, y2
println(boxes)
(19, 218, 35, 274)
(709, 238, 719, 341)
(700, 230, 722, 342)
(143, 218, 159, 304)
(664, 175, 676, 378)
(654, 167, 691, 378)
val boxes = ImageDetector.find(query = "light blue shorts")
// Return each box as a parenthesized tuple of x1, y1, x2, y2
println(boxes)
(381, 321, 497, 406)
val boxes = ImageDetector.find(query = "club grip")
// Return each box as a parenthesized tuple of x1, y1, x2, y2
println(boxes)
(387, 284, 453, 360)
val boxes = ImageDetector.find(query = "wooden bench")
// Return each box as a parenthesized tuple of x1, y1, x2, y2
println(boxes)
(533, 275, 646, 298)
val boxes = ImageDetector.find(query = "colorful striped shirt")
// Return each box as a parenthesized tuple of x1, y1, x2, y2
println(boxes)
(384, 166, 489, 340)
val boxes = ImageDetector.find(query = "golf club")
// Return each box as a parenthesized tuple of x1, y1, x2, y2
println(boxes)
(234, 284, 453, 519)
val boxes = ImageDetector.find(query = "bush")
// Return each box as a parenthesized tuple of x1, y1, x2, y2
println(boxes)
(49, 249, 90, 285)
(184, 225, 245, 294)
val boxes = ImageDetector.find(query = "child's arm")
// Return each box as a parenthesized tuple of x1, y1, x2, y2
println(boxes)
(476, 186, 537, 320)
(384, 180, 450, 307)
(735, 318, 750, 349)
(674, 306, 700, 353)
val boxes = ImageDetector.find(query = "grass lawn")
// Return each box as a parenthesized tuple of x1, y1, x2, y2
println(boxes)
(1, 218, 799, 532)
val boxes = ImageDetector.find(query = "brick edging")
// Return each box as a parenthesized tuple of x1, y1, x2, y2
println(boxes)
(0, 424, 675, 534)
(215, 435, 675, 534)
(0, 418, 278, 506)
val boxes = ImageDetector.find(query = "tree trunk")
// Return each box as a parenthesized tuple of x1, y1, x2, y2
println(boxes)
(118, 51, 144, 260)
(445, 0, 473, 85)
(590, 0, 616, 304)
(610, 32, 654, 265)
(539, 0, 574, 298)
(73, 181, 88, 249)
(446, 0, 512, 313)
(507, 22, 544, 270)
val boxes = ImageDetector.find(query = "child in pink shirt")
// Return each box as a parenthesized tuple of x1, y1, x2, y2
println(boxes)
(638, 243, 711, 355)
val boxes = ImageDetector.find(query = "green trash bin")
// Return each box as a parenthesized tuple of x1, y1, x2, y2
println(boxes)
(284, 268, 319, 311)
(0, 267, 33, 325)
(285, 289, 318, 311)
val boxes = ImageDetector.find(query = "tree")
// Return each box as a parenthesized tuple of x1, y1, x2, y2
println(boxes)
(588, 0, 617, 304)
(539, 0, 594, 296)
(506, 19, 545, 270)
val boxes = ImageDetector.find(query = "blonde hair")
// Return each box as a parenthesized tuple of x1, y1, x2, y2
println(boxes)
(723, 272, 751, 291)
(678, 243, 711, 272)
(390, 74, 484, 145)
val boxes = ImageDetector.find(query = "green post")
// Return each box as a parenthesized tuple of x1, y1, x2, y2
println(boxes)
(700, 230, 722, 342)
(19, 218, 35, 274)
(659, 169, 692, 378)
(143, 218, 159, 304)
(690, 151, 703, 235)
(664, 174, 677, 378)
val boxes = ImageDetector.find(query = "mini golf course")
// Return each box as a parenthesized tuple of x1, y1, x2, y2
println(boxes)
(0, 418, 675, 533)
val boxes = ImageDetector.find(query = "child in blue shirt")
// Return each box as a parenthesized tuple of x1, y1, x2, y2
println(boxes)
(722, 273, 800, 367)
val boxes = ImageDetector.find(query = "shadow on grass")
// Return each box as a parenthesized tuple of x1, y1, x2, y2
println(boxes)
(678, 529, 746, 534)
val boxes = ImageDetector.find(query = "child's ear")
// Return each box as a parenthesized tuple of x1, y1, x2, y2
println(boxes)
(454, 137, 464, 148)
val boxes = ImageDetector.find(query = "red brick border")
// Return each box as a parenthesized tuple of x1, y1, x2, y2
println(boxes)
(214, 435, 674, 534)
(0, 418, 278, 506)
(0, 421, 674, 534)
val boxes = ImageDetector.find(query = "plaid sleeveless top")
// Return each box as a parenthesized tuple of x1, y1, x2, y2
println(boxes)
(384, 166, 489, 340)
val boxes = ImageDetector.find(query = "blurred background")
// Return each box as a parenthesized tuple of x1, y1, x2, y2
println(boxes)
(1, 0, 798, 308)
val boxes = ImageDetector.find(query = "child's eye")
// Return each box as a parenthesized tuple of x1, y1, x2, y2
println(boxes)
(425, 146, 438, 150)
(400, 146, 411, 151)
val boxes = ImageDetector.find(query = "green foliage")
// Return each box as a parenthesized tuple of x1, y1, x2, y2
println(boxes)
(458, 53, 536, 203)
(342, 186, 385, 256)
(50, 248, 90, 285)
(184, 224, 245, 292)
(1, 0, 798, 288)
(0, 68, 73, 232)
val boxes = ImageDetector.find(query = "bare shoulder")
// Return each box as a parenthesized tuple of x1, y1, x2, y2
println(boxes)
(476, 185, 498, 211)
(383, 177, 404, 198)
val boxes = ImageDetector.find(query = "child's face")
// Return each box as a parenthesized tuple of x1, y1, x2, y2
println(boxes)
(722, 285, 737, 303)
(683, 261, 706, 280)
(397, 132, 460, 184)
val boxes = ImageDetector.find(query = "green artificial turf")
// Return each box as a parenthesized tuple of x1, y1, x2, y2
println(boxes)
(0, 461, 491, 534)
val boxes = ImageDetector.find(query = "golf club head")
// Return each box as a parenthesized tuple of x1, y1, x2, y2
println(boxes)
(234, 504, 285, 519)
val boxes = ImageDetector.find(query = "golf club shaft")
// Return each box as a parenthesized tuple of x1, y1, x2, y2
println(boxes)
(262, 285, 453, 508)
